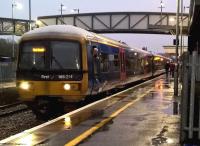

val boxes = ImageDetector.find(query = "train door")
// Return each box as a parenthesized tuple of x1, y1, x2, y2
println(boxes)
(92, 46, 100, 76)
(120, 48, 126, 80)
(91, 45, 101, 91)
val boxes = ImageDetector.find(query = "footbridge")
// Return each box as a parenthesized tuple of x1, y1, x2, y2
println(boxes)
(0, 17, 34, 35)
(37, 12, 189, 35)
(0, 12, 189, 35)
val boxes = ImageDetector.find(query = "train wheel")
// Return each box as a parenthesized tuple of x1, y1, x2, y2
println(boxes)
(28, 99, 64, 120)
(33, 99, 52, 120)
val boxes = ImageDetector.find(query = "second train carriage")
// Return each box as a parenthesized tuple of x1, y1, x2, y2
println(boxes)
(17, 25, 169, 117)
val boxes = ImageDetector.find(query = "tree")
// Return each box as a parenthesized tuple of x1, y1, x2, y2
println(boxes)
(0, 38, 17, 57)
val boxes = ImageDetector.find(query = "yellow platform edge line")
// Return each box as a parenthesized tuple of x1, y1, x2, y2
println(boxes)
(65, 88, 153, 146)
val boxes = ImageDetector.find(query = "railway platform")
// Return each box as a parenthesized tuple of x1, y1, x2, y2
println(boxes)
(0, 75, 180, 146)
(75, 78, 180, 146)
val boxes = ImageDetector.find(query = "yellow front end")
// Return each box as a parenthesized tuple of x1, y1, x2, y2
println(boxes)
(17, 38, 89, 103)
(18, 77, 88, 102)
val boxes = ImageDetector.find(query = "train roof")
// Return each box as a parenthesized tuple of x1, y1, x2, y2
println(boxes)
(21, 25, 164, 56)
(130, 47, 151, 55)
(23, 25, 92, 38)
(21, 25, 128, 48)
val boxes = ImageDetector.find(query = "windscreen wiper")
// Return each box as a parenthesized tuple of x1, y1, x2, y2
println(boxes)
(52, 56, 63, 69)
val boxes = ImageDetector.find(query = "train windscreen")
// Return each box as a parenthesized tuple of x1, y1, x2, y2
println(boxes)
(19, 40, 81, 71)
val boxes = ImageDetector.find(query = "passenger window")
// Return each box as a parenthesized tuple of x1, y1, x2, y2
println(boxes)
(113, 54, 120, 71)
(100, 53, 109, 72)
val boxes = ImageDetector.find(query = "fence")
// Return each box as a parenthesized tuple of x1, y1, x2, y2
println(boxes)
(0, 61, 16, 83)
(181, 51, 200, 145)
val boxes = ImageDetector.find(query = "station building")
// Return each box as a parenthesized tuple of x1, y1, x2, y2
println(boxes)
(163, 45, 188, 59)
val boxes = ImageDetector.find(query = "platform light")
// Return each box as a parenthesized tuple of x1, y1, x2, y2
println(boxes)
(64, 84, 71, 90)
(19, 82, 30, 90)
(160, 0, 164, 7)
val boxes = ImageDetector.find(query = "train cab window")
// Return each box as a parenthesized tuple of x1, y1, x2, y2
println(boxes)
(19, 41, 81, 71)
(19, 42, 45, 70)
(51, 41, 81, 70)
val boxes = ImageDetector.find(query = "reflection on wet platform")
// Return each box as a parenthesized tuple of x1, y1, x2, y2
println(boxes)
(0, 76, 180, 146)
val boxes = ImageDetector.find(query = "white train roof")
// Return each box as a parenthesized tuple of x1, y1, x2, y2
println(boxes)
(22, 25, 127, 47)
(21, 25, 166, 57)
(23, 25, 94, 38)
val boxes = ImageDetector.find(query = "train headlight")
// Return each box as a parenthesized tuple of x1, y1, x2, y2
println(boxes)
(19, 82, 30, 90)
(64, 84, 71, 90)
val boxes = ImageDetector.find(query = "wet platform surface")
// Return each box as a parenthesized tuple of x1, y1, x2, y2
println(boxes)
(47, 76, 180, 146)
(0, 76, 180, 146)
(76, 77, 180, 146)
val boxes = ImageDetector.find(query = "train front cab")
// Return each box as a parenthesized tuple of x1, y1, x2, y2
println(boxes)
(17, 37, 89, 116)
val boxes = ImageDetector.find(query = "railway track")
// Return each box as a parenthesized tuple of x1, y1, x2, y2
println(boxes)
(0, 102, 29, 118)
(0, 101, 22, 109)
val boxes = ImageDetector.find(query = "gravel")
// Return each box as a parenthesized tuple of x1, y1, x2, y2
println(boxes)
(0, 110, 44, 140)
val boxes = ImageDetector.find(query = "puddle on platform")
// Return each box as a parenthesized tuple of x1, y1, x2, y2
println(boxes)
(162, 101, 180, 115)
(151, 126, 175, 146)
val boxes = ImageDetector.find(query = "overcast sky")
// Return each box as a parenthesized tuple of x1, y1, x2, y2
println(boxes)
(0, 0, 190, 53)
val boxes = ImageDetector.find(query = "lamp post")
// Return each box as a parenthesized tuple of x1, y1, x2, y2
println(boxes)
(180, 0, 183, 57)
(11, 0, 22, 58)
(29, 0, 31, 30)
(174, 0, 180, 96)
(60, 3, 65, 24)
(12, 2, 15, 58)
(181, 5, 190, 55)
(158, 0, 165, 25)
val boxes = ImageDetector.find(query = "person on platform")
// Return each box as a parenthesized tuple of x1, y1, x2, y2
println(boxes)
(165, 61, 170, 78)
(170, 62, 175, 78)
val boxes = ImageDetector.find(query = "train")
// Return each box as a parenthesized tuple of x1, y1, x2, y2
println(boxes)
(17, 25, 170, 118)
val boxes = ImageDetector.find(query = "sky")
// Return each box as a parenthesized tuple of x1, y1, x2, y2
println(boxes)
(0, 0, 190, 53)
